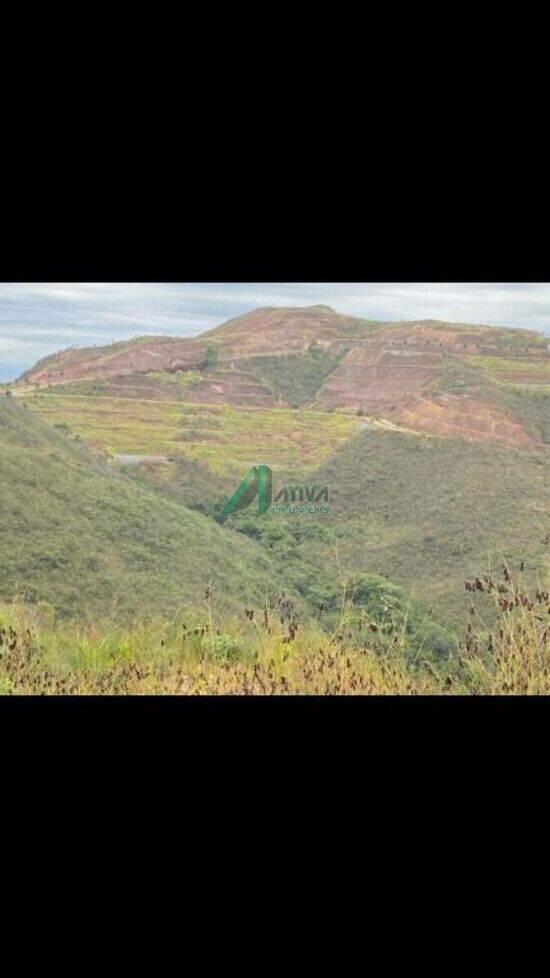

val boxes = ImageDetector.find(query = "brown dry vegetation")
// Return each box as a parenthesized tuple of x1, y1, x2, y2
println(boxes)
(1, 565, 548, 695)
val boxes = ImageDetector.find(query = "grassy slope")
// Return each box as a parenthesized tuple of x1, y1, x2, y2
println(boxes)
(0, 398, 285, 621)
(11, 349, 549, 634)
(307, 427, 549, 624)
(21, 389, 547, 631)
(2, 558, 548, 694)
(240, 343, 348, 407)
(2, 397, 460, 656)
(18, 391, 358, 477)
(223, 426, 548, 628)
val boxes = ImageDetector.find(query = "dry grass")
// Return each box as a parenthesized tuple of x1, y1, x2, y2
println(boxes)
(452, 563, 550, 694)
(1, 565, 548, 695)
(17, 392, 358, 476)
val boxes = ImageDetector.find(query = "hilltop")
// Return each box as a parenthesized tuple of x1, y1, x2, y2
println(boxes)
(7, 306, 549, 632)
(15, 305, 549, 448)
(1, 305, 548, 693)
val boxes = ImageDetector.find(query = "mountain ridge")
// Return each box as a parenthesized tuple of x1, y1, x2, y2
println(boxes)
(3, 307, 548, 635)
(16, 305, 548, 387)
(13, 305, 549, 449)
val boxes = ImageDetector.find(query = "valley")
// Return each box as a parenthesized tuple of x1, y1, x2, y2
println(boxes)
(2, 304, 548, 671)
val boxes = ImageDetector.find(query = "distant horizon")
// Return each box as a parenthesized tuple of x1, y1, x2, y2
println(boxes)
(1, 283, 549, 382)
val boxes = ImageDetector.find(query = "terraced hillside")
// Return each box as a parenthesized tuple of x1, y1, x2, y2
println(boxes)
(17, 334, 207, 387)
(8, 306, 549, 632)
(16, 307, 549, 449)
(18, 393, 359, 478)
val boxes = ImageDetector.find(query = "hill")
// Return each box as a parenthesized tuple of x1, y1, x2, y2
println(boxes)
(3, 555, 548, 694)
(0, 398, 286, 621)
(15, 306, 549, 448)
(308, 427, 549, 624)
(8, 306, 549, 637)
(0, 396, 457, 662)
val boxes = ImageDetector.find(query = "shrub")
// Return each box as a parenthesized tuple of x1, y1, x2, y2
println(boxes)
(208, 633, 240, 663)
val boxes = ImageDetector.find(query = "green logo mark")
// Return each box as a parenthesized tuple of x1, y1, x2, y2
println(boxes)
(222, 464, 273, 515)
(222, 465, 329, 517)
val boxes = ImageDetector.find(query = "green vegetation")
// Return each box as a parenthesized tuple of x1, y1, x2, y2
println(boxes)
(2, 561, 548, 694)
(15, 385, 548, 636)
(427, 358, 493, 397)
(303, 428, 549, 626)
(0, 398, 287, 621)
(6, 307, 549, 694)
(0, 398, 467, 661)
(466, 355, 550, 378)
(205, 345, 219, 371)
(32, 370, 203, 402)
(18, 392, 358, 476)
(38, 380, 109, 396)
(494, 385, 550, 444)
(484, 329, 548, 354)
(241, 342, 347, 407)
(142, 370, 202, 392)
(213, 425, 548, 630)
(228, 510, 454, 657)
(126, 453, 234, 515)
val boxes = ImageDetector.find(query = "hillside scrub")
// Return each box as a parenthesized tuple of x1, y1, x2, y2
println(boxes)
(241, 343, 348, 407)
(0, 398, 287, 620)
(1, 563, 548, 695)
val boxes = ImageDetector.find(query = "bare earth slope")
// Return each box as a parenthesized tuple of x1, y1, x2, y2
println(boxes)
(17, 335, 207, 387)
(15, 306, 549, 448)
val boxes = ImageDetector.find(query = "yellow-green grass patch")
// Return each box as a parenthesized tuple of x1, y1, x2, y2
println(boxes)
(19, 393, 358, 476)
(466, 355, 549, 384)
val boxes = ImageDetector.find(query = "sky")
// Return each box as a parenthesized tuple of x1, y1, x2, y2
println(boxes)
(0, 282, 549, 381)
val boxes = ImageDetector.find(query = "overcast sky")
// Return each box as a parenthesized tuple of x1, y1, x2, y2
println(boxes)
(0, 282, 549, 381)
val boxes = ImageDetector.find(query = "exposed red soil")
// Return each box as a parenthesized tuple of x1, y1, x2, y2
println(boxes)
(185, 368, 276, 407)
(15, 306, 548, 448)
(315, 347, 441, 411)
(393, 394, 539, 449)
(17, 338, 206, 387)
(207, 305, 370, 359)
(372, 323, 485, 354)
